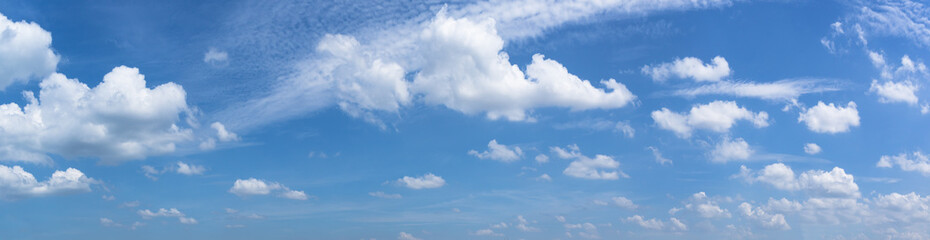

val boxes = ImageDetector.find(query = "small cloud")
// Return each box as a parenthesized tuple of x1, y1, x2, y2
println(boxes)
(204, 47, 229, 66)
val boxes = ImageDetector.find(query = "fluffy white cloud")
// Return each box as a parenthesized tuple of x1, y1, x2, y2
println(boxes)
(613, 196, 638, 210)
(710, 137, 753, 163)
(872, 192, 930, 223)
(536, 173, 552, 182)
(552, 144, 627, 180)
(397, 173, 445, 189)
(738, 202, 790, 230)
(870, 79, 919, 104)
(535, 154, 549, 164)
(642, 56, 730, 82)
(652, 101, 769, 138)
(877, 151, 930, 176)
(0, 164, 97, 200)
(468, 139, 523, 162)
(473, 228, 503, 236)
(737, 163, 860, 198)
(647, 146, 672, 166)
(673, 79, 839, 101)
(515, 215, 540, 232)
(137, 208, 197, 224)
(686, 192, 732, 218)
(369, 191, 402, 199)
(0, 66, 193, 164)
(798, 101, 860, 134)
(228, 178, 308, 200)
(804, 143, 822, 155)
(0, 13, 59, 90)
(211, 122, 239, 142)
(412, 12, 636, 122)
(175, 161, 205, 175)
(623, 215, 688, 231)
(398, 232, 420, 240)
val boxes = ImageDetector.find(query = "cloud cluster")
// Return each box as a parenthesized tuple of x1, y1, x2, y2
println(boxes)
(652, 101, 769, 138)
(138, 208, 197, 224)
(552, 144, 627, 180)
(642, 56, 730, 82)
(229, 178, 308, 200)
(624, 215, 688, 231)
(0, 164, 97, 200)
(396, 173, 445, 189)
(877, 151, 930, 176)
(0, 13, 59, 90)
(737, 163, 861, 198)
(468, 139, 523, 162)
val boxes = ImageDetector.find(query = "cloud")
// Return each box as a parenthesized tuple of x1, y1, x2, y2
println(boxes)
(468, 139, 523, 162)
(710, 137, 753, 163)
(396, 173, 445, 189)
(0, 66, 193, 164)
(412, 12, 636, 122)
(623, 215, 688, 231)
(515, 215, 540, 232)
(673, 79, 840, 101)
(0, 13, 59, 90)
(798, 101, 860, 134)
(871, 192, 930, 223)
(137, 208, 197, 224)
(398, 232, 420, 240)
(686, 192, 732, 218)
(877, 151, 930, 176)
(175, 162, 206, 175)
(473, 228, 503, 236)
(369, 191, 402, 199)
(228, 178, 308, 200)
(642, 56, 730, 82)
(535, 154, 549, 164)
(857, 0, 930, 48)
(554, 119, 635, 138)
(0, 164, 97, 200)
(612, 196, 638, 210)
(737, 163, 861, 198)
(647, 146, 672, 166)
(652, 101, 769, 138)
(204, 47, 229, 66)
(804, 143, 822, 155)
(536, 173, 552, 182)
(552, 144, 627, 180)
(870, 79, 919, 104)
(738, 202, 790, 230)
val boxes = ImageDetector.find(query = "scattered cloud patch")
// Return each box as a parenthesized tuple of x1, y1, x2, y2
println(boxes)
(468, 139, 523, 162)
(642, 56, 730, 82)
(652, 101, 769, 138)
(396, 173, 445, 189)
(552, 144, 627, 180)
(804, 143, 822, 155)
(798, 101, 860, 134)
(877, 151, 930, 176)
(0, 164, 97, 200)
(229, 178, 309, 200)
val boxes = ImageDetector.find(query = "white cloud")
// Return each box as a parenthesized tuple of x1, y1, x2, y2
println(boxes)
(652, 101, 769, 138)
(100, 218, 121, 227)
(798, 101, 860, 134)
(872, 192, 930, 223)
(0, 13, 59, 90)
(397, 173, 445, 189)
(738, 202, 790, 230)
(515, 215, 540, 232)
(473, 228, 503, 236)
(877, 151, 930, 176)
(623, 215, 688, 231)
(642, 56, 730, 82)
(228, 178, 308, 200)
(686, 192, 732, 218)
(870, 80, 919, 104)
(737, 163, 860, 199)
(468, 139, 523, 162)
(673, 79, 840, 101)
(535, 154, 549, 164)
(175, 162, 205, 175)
(857, 0, 930, 48)
(211, 122, 240, 142)
(398, 232, 420, 240)
(0, 66, 193, 164)
(369, 191, 402, 199)
(137, 208, 197, 224)
(0, 164, 97, 200)
(552, 145, 627, 180)
(536, 173, 552, 182)
(412, 12, 636, 122)
(204, 47, 229, 66)
(647, 146, 672, 166)
(804, 143, 822, 155)
(710, 137, 753, 163)
(612, 196, 638, 210)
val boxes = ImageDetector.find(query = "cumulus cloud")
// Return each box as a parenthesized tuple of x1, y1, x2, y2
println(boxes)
(870, 79, 919, 104)
(412, 12, 636, 122)
(642, 56, 730, 82)
(535, 154, 549, 164)
(612, 196, 638, 210)
(623, 215, 687, 231)
(229, 178, 308, 200)
(871, 192, 930, 223)
(138, 208, 197, 224)
(710, 137, 753, 163)
(473, 228, 503, 236)
(804, 143, 822, 155)
(738, 202, 790, 230)
(737, 163, 861, 198)
(798, 101, 860, 134)
(0, 164, 97, 200)
(175, 162, 206, 175)
(396, 173, 445, 189)
(877, 151, 930, 176)
(552, 144, 627, 180)
(0, 13, 59, 90)
(652, 101, 769, 138)
(686, 192, 732, 218)
(468, 139, 523, 162)
(0, 66, 193, 164)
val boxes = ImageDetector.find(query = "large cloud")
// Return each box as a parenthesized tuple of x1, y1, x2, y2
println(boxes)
(0, 13, 59, 90)
(0, 66, 193, 164)
(877, 151, 930, 176)
(0, 164, 97, 200)
(737, 163, 861, 199)
(797, 101, 860, 134)
(651, 101, 769, 138)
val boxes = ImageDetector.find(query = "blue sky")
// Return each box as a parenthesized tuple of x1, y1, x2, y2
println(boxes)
(2, 0, 930, 239)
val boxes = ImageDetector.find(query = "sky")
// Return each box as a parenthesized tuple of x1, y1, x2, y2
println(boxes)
(1, 0, 930, 239)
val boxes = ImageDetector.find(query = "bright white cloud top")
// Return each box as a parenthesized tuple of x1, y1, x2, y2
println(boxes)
(0, 13, 59, 90)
